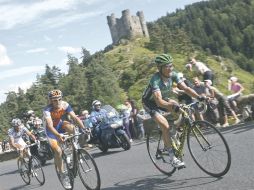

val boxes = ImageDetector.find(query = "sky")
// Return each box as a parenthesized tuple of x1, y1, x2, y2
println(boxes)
(0, 0, 203, 103)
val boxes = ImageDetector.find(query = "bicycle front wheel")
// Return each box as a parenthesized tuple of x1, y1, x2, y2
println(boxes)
(77, 148, 101, 190)
(187, 120, 231, 177)
(17, 158, 31, 185)
(31, 156, 45, 185)
(146, 129, 176, 176)
(55, 156, 74, 190)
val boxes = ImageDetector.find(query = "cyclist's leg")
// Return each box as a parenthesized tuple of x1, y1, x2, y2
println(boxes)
(48, 138, 63, 172)
(153, 114, 184, 168)
(62, 121, 75, 134)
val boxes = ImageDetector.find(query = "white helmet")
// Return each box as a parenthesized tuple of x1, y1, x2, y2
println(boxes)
(230, 76, 238, 82)
(177, 72, 184, 78)
(34, 117, 42, 125)
(92, 100, 101, 109)
(11, 118, 22, 127)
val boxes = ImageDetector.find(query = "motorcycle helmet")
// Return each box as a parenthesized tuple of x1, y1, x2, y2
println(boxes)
(92, 100, 101, 110)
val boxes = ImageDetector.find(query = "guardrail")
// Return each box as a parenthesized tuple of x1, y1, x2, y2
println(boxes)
(0, 150, 18, 162)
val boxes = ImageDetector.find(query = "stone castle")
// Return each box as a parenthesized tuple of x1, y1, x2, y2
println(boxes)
(107, 9, 149, 45)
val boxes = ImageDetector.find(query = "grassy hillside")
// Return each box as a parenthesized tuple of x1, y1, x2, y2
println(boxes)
(104, 38, 254, 108)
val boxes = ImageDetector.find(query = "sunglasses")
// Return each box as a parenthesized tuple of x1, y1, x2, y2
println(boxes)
(52, 98, 62, 102)
(164, 64, 173, 68)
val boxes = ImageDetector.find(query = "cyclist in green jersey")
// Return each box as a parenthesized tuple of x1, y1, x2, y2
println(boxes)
(142, 54, 205, 168)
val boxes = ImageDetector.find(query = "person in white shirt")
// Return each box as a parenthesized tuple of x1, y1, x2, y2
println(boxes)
(186, 57, 214, 83)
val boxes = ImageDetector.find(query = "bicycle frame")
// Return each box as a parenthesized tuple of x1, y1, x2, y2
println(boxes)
(169, 102, 210, 159)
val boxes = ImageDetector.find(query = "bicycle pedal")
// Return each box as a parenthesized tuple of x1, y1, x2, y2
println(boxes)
(177, 165, 186, 170)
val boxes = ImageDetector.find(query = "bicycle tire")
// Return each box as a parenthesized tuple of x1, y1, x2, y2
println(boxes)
(77, 148, 101, 190)
(55, 155, 74, 190)
(146, 129, 176, 176)
(17, 158, 31, 185)
(187, 120, 231, 177)
(31, 156, 45, 185)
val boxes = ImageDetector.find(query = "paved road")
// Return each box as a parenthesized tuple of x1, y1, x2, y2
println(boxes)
(1, 122, 254, 190)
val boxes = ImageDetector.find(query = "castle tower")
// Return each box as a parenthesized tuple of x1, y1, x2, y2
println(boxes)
(137, 11, 149, 38)
(107, 13, 119, 45)
(107, 9, 149, 45)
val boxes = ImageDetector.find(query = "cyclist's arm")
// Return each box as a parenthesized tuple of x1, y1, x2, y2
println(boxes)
(153, 90, 177, 112)
(25, 130, 36, 142)
(69, 111, 85, 129)
(177, 81, 199, 99)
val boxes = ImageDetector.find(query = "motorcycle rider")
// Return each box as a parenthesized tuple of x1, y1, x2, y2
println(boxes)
(90, 100, 109, 141)
(24, 110, 36, 130)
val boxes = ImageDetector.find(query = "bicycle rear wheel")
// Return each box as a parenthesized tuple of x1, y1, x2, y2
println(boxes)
(77, 148, 101, 190)
(187, 120, 231, 177)
(31, 156, 45, 185)
(146, 129, 176, 176)
(17, 158, 31, 185)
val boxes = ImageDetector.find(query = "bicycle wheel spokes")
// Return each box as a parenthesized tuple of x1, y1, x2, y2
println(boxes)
(146, 130, 176, 176)
(77, 149, 101, 190)
(187, 120, 231, 177)
(17, 158, 31, 185)
(31, 156, 45, 185)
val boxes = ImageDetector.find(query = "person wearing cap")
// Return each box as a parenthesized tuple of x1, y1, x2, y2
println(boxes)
(228, 76, 244, 112)
(173, 73, 194, 105)
(204, 80, 240, 127)
(186, 57, 214, 83)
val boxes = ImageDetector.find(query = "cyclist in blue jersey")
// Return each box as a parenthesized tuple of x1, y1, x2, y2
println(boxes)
(142, 54, 205, 168)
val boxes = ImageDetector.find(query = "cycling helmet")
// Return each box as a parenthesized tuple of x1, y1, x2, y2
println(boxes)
(92, 100, 101, 109)
(48, 89, 62, 99)
(154, 54, 173, 67)
(11, 118, 22, 127)
(26, 110, 35, 117)
(34, 117, 42, 125)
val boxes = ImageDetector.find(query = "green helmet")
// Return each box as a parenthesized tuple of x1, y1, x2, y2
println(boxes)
(154, 54, 173, 66)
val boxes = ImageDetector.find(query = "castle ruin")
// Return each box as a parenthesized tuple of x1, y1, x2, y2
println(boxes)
(107, 9, 149, 45)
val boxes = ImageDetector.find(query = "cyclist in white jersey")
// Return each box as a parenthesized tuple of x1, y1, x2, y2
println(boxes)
(8, 118, 36, 162)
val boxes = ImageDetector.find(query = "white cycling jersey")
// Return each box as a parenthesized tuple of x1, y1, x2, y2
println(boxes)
(8, 125, 29, 147)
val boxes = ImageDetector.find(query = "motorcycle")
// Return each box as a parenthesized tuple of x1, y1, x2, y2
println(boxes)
(30, 127, 54, 165)
(88, 105, 131, 153)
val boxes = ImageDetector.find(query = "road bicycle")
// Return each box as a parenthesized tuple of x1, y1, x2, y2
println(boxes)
(145, 101, 231, 177)
(55, 128, 101, 190)
(17, 142, 45, 185)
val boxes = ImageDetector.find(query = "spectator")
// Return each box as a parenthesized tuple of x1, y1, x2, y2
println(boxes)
(79, 110, 93, 147)
(205, 79, 240, 127)
(129, 99, 138, 139)
(136, 109, 147, 139)
(173, 72, 194, 105)
(192, 77, 209, 121)
(228, 76, 244, 112)
(186, 57, 214, 83)
(117, 104, 133, 143)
